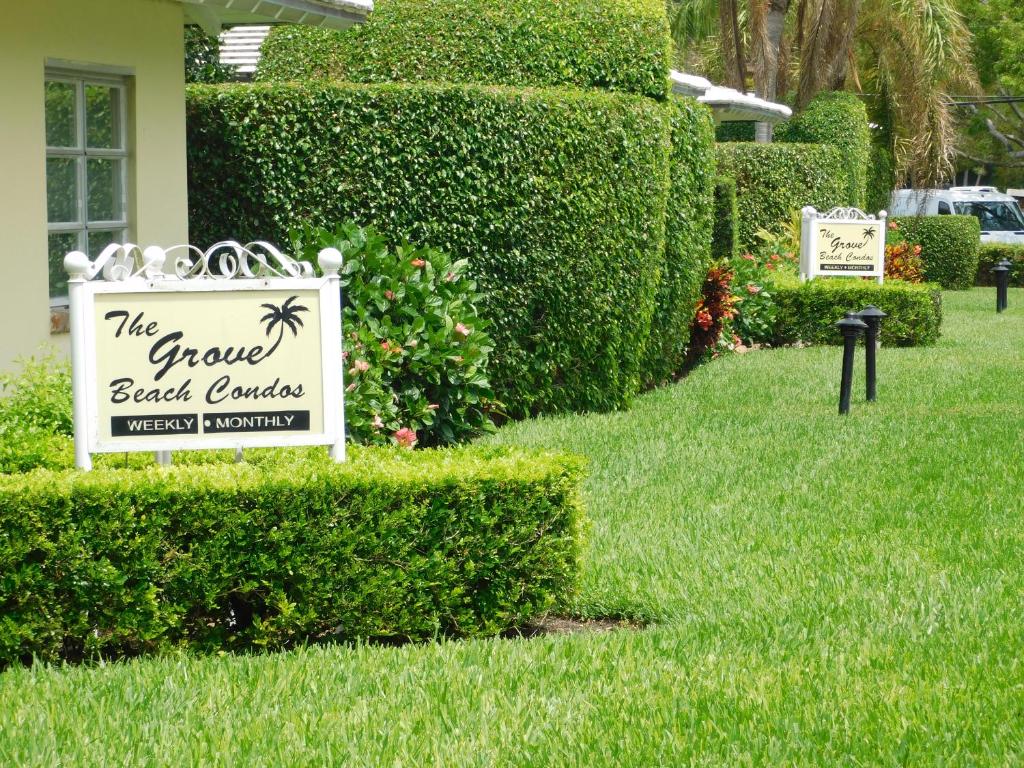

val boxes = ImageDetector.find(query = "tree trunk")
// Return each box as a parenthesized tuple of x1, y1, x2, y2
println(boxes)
(719, 0, 749, 90)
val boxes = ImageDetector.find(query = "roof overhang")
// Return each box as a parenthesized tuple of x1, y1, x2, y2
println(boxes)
(670, 70, 792, 125)
(181, 0, 371, 34)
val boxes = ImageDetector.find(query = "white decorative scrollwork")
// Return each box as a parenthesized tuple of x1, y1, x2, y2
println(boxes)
(168, 240, 315, 280)
(821, 207, 875, 221)
(64, 240, 317, 283)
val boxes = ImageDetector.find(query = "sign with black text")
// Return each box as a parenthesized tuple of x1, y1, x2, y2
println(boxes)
(65, 241, 345, 468)
(93, 289, 325, 444)
(800, 207, 886, 284)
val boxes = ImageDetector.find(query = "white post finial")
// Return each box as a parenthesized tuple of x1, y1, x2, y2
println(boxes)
(64, 251, 93, 282)
(318, 247, 343, 277)
(142, 245, 168, 278)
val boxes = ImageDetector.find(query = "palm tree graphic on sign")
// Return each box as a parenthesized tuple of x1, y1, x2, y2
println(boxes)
(863, 227, 876, 241)
(260, 295, 309, 355)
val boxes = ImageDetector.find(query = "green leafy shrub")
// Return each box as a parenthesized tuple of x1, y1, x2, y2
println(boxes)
(866, 143, 895, 214)
(184, 25, 233, 84)
(644, 97, 716, 386)
(291, 222, 497, 447)
(891, 215, 981, 290)
(0, 352, 72, 436)
(715, 122, 755, 142)
(771, 276, 942, 346)
(256, 0, 671, 100)
(715, 142, 849, 249)
(187, 81, 707, 416)
(976, 243, 1024, 286)
(776, 91, 871, 208)
(712, 176, 739, 260)
(0, 444, 585, 666)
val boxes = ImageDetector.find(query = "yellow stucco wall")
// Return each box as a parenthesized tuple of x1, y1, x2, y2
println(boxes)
(0, 0, 187, 371)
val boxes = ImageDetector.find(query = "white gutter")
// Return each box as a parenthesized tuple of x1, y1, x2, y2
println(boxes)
(181, 0, 371, 34)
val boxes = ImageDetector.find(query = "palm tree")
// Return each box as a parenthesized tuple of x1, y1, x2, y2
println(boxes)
(259, 295, 309, 355)
(666, 0, 976, 186)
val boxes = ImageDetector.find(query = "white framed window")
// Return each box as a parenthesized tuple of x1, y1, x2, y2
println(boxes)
(45, 69, 130, 304)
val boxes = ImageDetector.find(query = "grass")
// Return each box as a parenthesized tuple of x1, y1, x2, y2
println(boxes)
(2, 288, 1023, 765)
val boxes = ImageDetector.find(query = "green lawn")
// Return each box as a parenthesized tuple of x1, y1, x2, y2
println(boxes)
(2, 289, 1023, 766)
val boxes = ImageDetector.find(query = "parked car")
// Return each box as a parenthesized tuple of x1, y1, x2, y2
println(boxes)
(890, 187, 1024, 244)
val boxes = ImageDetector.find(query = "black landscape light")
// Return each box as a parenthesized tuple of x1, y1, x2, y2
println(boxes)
(992, 261, 1010, 313)
(999, 258, 1013, 312)
(836, 312, 867, 415)
(856, 305, 887, 402)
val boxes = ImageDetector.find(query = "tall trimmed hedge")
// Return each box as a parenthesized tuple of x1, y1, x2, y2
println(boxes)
(644, 97, 716, 386)
(187, 82, 711, 417)
(715, 142, 848, 249)
(892, 215, 981, 290)
(976, 243, 1024, 286)
(256, 0, 671, 100)
(712, 176, 739, 260)
(715, 121, 755, 142)
(0, 445, 585, 666)
(866, 143, 895, 214)
(776, 91, 871, 209)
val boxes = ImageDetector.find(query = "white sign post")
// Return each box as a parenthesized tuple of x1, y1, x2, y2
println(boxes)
(65, 241, 345, 470)
(800, 206, 887, 285)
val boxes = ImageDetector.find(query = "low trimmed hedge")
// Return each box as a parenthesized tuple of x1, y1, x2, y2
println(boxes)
(256, 0, 671, 100)
(644, 97, 716, 386)
(715, 142, 849, 249)
(776, 91, 871, 209)
(0, 445, 585, 667)
(772, 277, 943, 346)
(712, 176, 739, 260)
(976, 243, 1024, 286)
(892, 216, 981, 290)
(188, 81, 713, 416)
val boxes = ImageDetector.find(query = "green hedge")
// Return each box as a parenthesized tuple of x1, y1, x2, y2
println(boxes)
(712, 176, 739, 260)
(715, 142, 849, 249)
(644, 97, 716, 386)
(0, 445, 585, 667)
(892, 216, 981, 290)
(187, 81, 701, 416)
(771, 278, 943, 347)
(866, 143, 895, 215)
(976, 243, 1024, 286)
(776, 91, 871, 208)
(256, 0, 671, 100)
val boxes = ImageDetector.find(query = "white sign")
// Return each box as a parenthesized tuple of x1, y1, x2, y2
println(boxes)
(800, 206, 887, 284)
(65, 241, 345, 470)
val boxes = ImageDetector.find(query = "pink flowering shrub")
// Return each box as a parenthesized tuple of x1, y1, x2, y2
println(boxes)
(728, 250, 788, 345)
(291, 223, 497, 448)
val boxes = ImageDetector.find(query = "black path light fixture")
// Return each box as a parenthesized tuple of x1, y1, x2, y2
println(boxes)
(836, 312, 868, 415)
(992, 260, 1010, 313)
(856, 305, 887, 402)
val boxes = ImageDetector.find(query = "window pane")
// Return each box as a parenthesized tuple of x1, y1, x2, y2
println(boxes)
(46, 157, 80, 223)
(86, 158, 124, 222)
(87, 229, 123, 258)
(86, 85, 122, 149)
(45, 81, 78, 148)
(48, 231, 80, 298)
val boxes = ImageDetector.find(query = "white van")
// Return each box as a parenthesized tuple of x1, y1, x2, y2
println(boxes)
(889, 187, 1024, 245)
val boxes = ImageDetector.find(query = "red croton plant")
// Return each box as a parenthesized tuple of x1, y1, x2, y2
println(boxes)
(686, 262, 739, 367)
